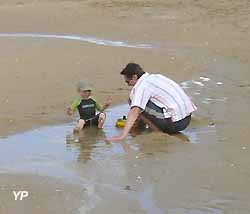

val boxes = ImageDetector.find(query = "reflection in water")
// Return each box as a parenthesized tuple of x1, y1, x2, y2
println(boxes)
(66, 128, 106, 163)
(0, 102, 213, 176)
(63, 101, 211, 165)
(172, 132, 190, 143)
(0, 102, 218, 213)
(138, 185, 165, 214)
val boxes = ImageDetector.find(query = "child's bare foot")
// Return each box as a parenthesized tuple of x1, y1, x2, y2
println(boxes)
(73, 127, 81, 133)
(73, 119, 85, 133)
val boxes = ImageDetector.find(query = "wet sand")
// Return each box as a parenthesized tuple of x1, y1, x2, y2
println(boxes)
(0, 174, 86, 214)
(1, 0, 249, 137)
(0, 0, 250, 213)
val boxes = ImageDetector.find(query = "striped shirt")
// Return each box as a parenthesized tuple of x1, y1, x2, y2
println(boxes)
(130, 73, 197, 122)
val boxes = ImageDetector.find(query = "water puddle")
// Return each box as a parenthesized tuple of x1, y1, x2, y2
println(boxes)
(0, 103, 218, 213)
(0, 104, 130, 177)
(0, 103, 215, 178)
(0, 33, 154, 49)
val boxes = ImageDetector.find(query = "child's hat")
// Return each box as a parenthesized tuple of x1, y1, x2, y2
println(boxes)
(76, 80, 93, 91)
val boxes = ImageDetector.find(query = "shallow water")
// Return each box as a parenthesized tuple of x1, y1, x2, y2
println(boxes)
(0, 104, 129, 176)
(0, 102, 219, 213)
(0, 103, 211, 177)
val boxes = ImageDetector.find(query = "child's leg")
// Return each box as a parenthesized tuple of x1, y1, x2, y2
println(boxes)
(97, 113, 106, 129)
(74, 119, 85, 132)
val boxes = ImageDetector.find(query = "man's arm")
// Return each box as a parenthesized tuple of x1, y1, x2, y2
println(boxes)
(107, 106, 141, 142)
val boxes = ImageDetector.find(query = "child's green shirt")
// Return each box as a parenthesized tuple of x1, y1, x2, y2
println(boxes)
(70, 97, 102, 113)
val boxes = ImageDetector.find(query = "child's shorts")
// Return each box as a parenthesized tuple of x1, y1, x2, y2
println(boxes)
(81, 114, 101, 127)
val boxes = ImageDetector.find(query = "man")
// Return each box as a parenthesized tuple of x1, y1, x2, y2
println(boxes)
(107, 63, 197, 142)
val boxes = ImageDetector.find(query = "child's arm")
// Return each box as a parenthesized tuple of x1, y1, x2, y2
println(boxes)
(96, 97, 112, 112)
(67, 98, 81, 116)
(67, 107, 74, 116)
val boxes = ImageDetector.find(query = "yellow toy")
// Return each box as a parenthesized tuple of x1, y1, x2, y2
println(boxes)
(116, 116, 127, 128)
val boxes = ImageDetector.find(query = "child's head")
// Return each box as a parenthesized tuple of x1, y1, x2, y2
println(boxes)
(76, 81, 93, 99)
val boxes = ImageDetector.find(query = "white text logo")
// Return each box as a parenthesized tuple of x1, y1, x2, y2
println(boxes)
(13, 191, 29, 200)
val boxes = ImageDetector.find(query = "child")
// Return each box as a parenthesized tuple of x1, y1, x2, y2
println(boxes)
(67, 80, 112, 132)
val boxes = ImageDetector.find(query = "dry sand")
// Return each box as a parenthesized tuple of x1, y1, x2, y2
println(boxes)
(0, 0, 250, 213)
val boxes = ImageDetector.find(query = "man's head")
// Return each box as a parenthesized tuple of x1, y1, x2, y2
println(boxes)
(76, 80, 92, 99)
(120, 63, 145, 86)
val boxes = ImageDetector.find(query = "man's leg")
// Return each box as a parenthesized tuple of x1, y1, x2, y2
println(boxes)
(129, 114, 146, 136)
(129, 113, 160, 135)
(74, 119, 85, 133)
(140, 100, 167, 132)
(139, 114, 160, 132)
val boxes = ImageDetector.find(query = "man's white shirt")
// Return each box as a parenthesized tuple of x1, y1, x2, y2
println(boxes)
(130, 73, 197, 122)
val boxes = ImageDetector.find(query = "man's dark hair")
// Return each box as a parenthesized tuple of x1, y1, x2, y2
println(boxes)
(120, 63, 145, 79)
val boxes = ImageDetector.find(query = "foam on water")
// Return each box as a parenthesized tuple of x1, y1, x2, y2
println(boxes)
(0, 33, 154, 49)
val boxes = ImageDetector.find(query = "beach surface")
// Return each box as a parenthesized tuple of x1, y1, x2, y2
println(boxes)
(0, 0, 250, 213)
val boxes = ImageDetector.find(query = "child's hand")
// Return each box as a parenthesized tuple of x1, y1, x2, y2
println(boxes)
(104, 97, 112, 107)
(67, 107, 73, 116)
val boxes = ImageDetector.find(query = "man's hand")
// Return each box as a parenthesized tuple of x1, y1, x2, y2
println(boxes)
(106, 106, 141, 142)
